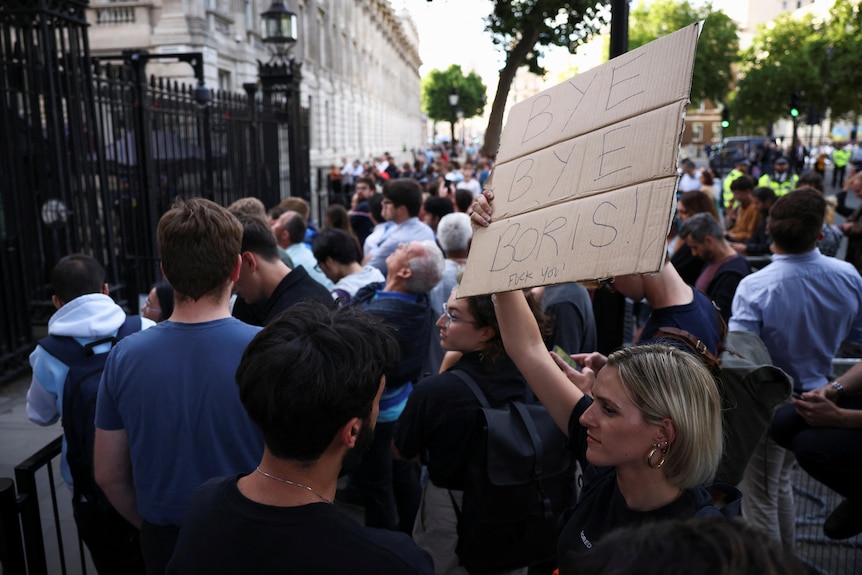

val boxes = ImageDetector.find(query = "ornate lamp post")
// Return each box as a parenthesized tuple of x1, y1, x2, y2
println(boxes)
(259, 1, 308, 200)
(448, 88, 459, 148)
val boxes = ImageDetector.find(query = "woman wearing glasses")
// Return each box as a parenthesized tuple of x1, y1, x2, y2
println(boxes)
(393, 287, 545, 575)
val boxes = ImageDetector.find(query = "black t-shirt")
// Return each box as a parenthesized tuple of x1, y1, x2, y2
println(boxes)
(394, 352, 528, 490)
(166, 475, 434, 575)
(559, 397, 714, 563)
(263, 266, 335, 324)
(705, 254, 751, 323)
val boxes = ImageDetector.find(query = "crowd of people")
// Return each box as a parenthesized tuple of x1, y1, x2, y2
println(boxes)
(19, 142, 862, 575)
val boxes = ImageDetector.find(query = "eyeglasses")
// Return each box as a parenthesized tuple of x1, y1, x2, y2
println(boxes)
(441, 303, 477, 328)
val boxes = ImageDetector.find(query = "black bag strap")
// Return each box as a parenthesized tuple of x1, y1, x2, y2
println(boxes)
(451, 369, 491, 409)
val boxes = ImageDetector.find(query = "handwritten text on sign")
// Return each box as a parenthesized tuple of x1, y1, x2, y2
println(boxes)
(458, 23, 699, 297)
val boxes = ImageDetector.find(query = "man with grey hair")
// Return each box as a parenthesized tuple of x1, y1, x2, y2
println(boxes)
(679, 213, 751, 323)
(348, 240, 444, 534)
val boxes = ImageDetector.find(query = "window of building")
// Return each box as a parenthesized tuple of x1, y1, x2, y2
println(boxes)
(218, 69, 231, 92)
(691, 122, 703, 143)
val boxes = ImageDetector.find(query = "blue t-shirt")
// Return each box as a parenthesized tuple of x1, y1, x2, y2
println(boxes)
(96, 318, 264, 525)
(639, 287, 721, 356)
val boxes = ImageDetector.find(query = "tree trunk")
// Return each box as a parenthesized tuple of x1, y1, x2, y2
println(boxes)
(480, 28, 540, 159)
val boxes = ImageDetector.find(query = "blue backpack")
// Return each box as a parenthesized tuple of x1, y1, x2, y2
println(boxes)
(38, 316, 141, 509)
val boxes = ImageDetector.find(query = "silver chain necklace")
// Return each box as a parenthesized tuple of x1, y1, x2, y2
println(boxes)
(254, 467, 333, 504)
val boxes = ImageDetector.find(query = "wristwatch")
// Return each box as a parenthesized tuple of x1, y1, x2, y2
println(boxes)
(830, 380, 845, 395)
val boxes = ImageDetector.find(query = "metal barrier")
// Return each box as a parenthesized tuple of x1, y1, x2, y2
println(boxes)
(793, 463, 862, 574)
(0, 436, 78, 575)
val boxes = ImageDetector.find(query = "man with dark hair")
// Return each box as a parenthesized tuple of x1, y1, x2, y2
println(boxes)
(730, 188, 862, 550)
(349, 177, 378, 246)
(364, 179, 434, 276)
(350, 240, 444, 532)
(28, 254, 153, 574)
(94, 198, 265, 574)
(421, 195, 454, 234)
(312, 228, 384, 304)
(166, 303, 434, 574)
(730, 187, 775, 256)
(725, 175, 762, 242)
(454, 188, 473, 214)
(273, 210, 334, 290)
(233, 211, 332, 325)
(678, 213, 751, 323)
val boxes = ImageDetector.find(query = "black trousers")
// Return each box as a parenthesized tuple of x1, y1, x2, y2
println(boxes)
(771, 396, 862, 501)
(139, 520, 180, 575)
(72, 499, 144, 575)
(356, 420, 421, 533)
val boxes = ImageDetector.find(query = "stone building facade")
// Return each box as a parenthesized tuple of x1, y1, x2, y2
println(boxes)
(85, 0, 423, 200)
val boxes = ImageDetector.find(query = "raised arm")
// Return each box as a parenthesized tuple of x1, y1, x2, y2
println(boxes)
(469, 189, 586, 433)
(493, 291, 586, 434)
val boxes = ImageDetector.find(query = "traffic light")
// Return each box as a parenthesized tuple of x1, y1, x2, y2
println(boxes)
(721, 107, 730, 129)
(790, 91, 801, 118)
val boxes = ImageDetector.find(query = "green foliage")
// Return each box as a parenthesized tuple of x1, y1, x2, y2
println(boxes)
(629, 0, 738, 106)
(480, 0, 609, 156)
(735, 1, 862, 129)
(422, 65, 487, 124)
(485, 0, 609, 76)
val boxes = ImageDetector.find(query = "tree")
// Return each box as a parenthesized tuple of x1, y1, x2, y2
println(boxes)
(480, 0, 609, 158)
(422, 65, 487, 145)
(629, 0, 738, 107)
(734, 14, 826, 134)
(734, 1, 862, 134)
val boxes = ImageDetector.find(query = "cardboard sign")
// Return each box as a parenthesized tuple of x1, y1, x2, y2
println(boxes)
(459, 23, 701, 297)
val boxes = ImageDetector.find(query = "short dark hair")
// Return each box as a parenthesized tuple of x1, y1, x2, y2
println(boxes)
(368, 193, 385, 223)
(313, 228, 360, 265)
(158, 197, 242, 301)
(768, 187, 825, 254)
(285, 212, 307, 245)
(423, 196, 455, 221)
(235, 211, 280, 262)
(752, 186, 776, 204)
(568, 517, 808, 575)
(355, 176, 375, 190)
(730, 175, 755, 192)
(52, 254, 105, 304)
(382, 178, 423, 217)
(235, 303, 399, 462)
(797, 171, 824, 193)
(153, 279, 175, 320)
(454, 189, 473, 213)
(678, 213, 725, 243)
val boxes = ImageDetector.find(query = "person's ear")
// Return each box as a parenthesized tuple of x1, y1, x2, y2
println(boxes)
(230, 254, 243, 282)
(339, 417, 363, 449)
(101, 283, 110, 296)
(51, 294, 63, 310)
(476, 325, 496, 343)
(656, 418, 677, 446)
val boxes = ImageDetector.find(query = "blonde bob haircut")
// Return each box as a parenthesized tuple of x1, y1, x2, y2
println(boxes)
(606, 344, 722, 489)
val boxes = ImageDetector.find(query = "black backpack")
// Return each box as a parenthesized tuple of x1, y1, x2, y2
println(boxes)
(450, 370, 577, 574)
(39, 316, 141, 508)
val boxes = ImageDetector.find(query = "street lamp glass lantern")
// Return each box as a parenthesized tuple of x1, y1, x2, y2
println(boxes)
(262, 1, 298, 47)
(448, 88, 459, 107)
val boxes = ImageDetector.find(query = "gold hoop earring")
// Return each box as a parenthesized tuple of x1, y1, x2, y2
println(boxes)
(647, 442, 668, 469)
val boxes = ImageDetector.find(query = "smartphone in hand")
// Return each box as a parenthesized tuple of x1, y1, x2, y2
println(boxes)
(553, 345, 581, 371)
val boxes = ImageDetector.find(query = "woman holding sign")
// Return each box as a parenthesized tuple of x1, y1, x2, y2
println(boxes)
(468, 191, 734, 571)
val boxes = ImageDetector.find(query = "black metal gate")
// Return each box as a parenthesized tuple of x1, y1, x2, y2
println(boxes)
(0, 0, 289, 381)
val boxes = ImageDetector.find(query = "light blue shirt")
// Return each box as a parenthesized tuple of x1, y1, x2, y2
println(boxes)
(730, 249, 862, 390)
(366, 217, 435, 276)
(286, 243, 335, 290)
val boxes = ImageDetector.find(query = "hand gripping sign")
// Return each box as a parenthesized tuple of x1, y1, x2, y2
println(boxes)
(459, 23, 702, 297)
